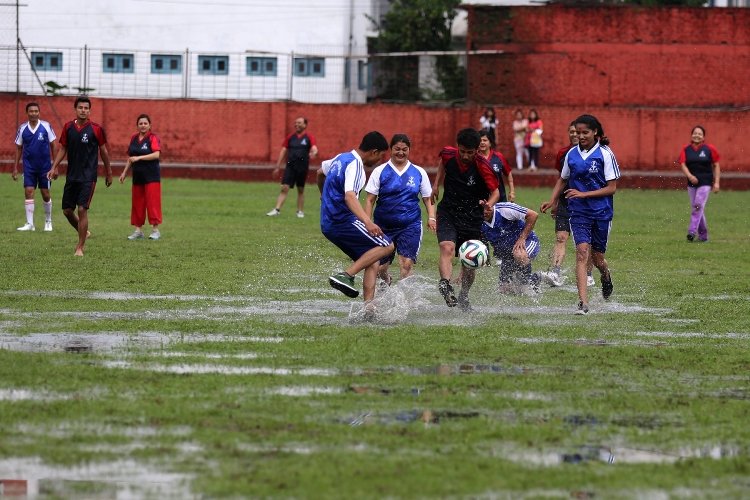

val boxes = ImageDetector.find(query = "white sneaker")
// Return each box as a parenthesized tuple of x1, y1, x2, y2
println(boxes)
(127, 230, 145, 240)
(149, 230, 161, 240)
(541, 271, 563, 287)
(296, 211, 304, 218)
(17, 223, 35, 232)
(266, 208, 280, 216)
(44, 221, 53, 232)
(587, 275, 596, 287)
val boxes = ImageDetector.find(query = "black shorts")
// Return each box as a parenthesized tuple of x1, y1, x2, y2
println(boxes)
(281, 162, 309, 189)
(436, 209, 482, 257)
(62, 181, 97, 210)
(554, 196, 570, 232)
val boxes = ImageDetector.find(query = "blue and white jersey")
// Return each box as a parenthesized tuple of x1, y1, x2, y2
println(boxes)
(482, 202, 539, 253)
(320, 150, 365, 228)
(365, 161, 431, 229)
(562, 142, 620, 220)
(15, 120, 56, 171)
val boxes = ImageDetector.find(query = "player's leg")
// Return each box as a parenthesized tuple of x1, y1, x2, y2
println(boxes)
(145, 182, 162, 239)
(129, 184, 146, 239)
(395, 222, 421, 279)
(686, 186, 699, 240)
(295, 167, 307, 216)
(40, 181, 53, 231)
(18, 169, 37, 230)
(61, 182, 79, 231)
(269, 167, 294, 215)
(693, 186, 710, 241)
(570, 219, 593, 313)
(591, 219, 613, 299)
(74, 206, 89, 256)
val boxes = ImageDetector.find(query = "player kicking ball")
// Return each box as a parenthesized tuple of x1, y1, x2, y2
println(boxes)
(318, 132, 395, 318)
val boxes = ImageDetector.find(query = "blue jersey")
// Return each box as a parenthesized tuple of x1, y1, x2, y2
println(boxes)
(365, 161, 431, 229)
(562, 142, 620, 220)
(482, 202, 539, 255)
(15, 120, 56, 172)
(320, 150, 366, 229)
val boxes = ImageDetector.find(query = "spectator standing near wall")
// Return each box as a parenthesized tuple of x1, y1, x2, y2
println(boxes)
(479, 107, 499, 146)
(679, 125, 720, 243)
(526, 109, 543, 171)
(511, 109, 528, 171)
(267, 117, 318, 218)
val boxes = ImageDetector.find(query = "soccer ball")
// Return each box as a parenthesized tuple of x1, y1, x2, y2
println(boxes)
(458, 239, 489, 269)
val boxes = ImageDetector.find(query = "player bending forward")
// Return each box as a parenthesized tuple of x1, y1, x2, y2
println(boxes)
(482, 202, 542, 293)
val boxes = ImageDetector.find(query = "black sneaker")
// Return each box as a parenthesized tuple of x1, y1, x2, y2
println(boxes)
(438, 278, 458, 307)
(329, 272, 359, 298)
(601, 272, 613, 300)
(575, 301, 589, 315)
(687, 233, 695, 242)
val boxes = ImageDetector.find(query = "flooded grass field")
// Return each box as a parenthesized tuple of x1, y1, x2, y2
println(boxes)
(0, 180, 748, 498)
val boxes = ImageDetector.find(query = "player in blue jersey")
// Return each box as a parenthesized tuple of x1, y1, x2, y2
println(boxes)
(48, 96, 112, 257)
(678, 125, 720, 243)
(364, 134, 436, 284)
(268, 117, 318, 218)
(13, 102, 56, 232)
(432, 128, 500, 311)
(541, 114, 620, 315)
(482, 202, 541, 293)
(318, 131, 395, 309)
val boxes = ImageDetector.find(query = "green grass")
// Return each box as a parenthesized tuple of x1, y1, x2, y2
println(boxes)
(0, 177, 748, 498)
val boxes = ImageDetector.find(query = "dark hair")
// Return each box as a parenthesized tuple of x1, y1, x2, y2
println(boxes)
(359, 131, 388, 152)
(528, 108, 540, 121)
(692, 125, 706, 136)
(477, 128, 496, 149)
(25, 102, 40, 112)
(483, 107, 496, 117)
(297, 117, 308, 125)
(74, 95, 91, 108)
(456, 128, 481, 150)
(136, 113, 151, 125)
(390, 133, 410, 148)
(574, 114, 610, 146)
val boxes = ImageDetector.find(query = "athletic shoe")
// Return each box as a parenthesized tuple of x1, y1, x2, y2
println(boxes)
(529, 165, 538, 171)
(686, 233, 695, 242)
(587, 274, 596, 287)
(438, 278, 458, 307)
(296, 211, 305, 218)
(541, 271, 563, 287)
(44, 221, 53, 232)
(17, 223, 35, 232)
(575, 301, 589, 315)
(149, 230, 161, 240)
(602, 272, 613, 299)
(329, 272, 359, 298)
(458, 298, 473, 313)
(266, 208, 280, 216)
(127, 230, 145, 240)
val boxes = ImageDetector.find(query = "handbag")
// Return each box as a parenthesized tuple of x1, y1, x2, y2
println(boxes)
(529, 129, 543, 148)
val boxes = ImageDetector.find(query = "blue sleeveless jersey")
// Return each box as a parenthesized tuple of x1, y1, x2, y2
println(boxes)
(562, 142, 620, 220)
(320, 150, 365, 229)
(365, 161, 431, 229)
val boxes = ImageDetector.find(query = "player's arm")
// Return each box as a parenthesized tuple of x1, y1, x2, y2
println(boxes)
(712, 162, 720, 193)
(12, 145, 22, 181)
(506, 171, 515, 202)
(316, 167, 326, 195)
(431, 160, 445, 203)
(364, 193, 377, 220)
(99, 144, 113, 187)
(680, 162, 698, 185)
(566, 180, 617, 199)
(309, 145, 318, 159)
(540, 177, 565, 215)
(486, 188, 500, 207)
(273, 147, 288, 181)
(344, 191, 384, 237)
(49, 144, 67, 180)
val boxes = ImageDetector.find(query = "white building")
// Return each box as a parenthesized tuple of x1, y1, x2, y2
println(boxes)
(0, 0, 391, 103)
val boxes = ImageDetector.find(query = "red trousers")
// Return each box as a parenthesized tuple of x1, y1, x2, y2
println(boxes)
(131, 182, 162, 226)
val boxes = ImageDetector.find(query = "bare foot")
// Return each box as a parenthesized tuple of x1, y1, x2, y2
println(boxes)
(86, 230, 91, 239)
(74, 249, 84, 257)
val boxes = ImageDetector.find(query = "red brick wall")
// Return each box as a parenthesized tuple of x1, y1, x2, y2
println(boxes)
(0, 95, 747, 173)
(465, 5, 750, 107)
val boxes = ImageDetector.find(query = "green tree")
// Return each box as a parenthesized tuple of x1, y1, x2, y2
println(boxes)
(369, 0, 464, 102)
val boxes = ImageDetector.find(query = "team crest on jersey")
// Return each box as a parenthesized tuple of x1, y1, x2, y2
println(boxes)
(588, 159, 599, 173)
(699, 151, 707, 158)
(38, 133, 45, 141)
(467, 175, 476, 186)
(141, 143, 148, 150)
(406, 176, 416, 188)
(81, 133, 89, 143)
(300, 138, 307, 145)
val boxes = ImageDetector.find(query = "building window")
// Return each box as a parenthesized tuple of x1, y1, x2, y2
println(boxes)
(198, 55, 229, 75)
(103, 53, 134, 74)
(151, 54, 182, 74)
(246, 57, 277, 76)
(293, 57, 325, 77)
(31, 52, 62, 71)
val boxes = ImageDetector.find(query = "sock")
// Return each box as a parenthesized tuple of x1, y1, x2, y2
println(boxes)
(25, 200, 34, 225)
(44, 199, 52, 222)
